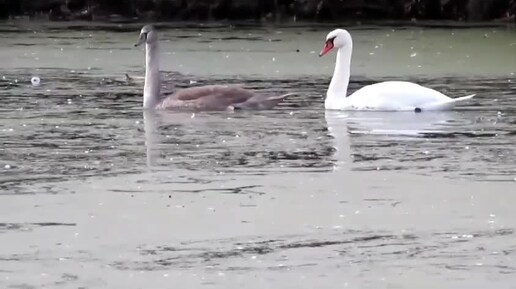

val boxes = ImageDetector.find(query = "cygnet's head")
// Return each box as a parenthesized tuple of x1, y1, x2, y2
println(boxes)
(319, 29, 352, 57)
(135, 25, 158, 47)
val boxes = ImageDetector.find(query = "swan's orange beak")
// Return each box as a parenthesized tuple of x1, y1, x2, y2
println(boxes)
(319, 39, 334, 57)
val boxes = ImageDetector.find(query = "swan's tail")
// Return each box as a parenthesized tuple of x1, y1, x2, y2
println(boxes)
(422, 94, 476, 111)
(235, 92, 297, 110)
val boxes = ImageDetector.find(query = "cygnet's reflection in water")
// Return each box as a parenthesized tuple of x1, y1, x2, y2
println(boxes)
(143, 110, 159, 167)
(143, 110, 205, 168)
(324, 110, 458, 172)
(142, 108, 460, 175)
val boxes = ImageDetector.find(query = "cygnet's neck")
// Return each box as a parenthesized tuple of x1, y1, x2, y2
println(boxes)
(326, 44, 352, 109)
(143, 42, 161, 109)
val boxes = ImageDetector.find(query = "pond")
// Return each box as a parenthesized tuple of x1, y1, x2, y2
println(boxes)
(1, 21, 515, 288)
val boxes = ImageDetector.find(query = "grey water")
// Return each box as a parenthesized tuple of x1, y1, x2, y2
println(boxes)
(0, 21, 516, 288)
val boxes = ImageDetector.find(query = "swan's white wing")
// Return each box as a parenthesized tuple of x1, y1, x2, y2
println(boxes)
(330, 81, 473, 111)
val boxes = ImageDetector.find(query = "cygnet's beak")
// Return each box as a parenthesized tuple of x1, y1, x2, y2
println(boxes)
(134, 33, 146, 47)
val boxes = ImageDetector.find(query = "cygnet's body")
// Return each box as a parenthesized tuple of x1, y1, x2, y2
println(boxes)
(135, 25, 293, 111)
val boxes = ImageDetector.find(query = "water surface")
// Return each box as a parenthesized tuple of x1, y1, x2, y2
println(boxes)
(0, 21, 516, 289)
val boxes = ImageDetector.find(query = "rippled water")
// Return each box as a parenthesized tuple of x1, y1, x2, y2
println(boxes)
(1, 21, 516, 288)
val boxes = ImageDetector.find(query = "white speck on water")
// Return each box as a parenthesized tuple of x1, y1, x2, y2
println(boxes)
(191, 113, 195, 118)
(163, 273, 169, 277)
(272, 57, 276, 61)
(410, 52, 417, 57)
(354, 210, 360, 214)
(31, 76, 41, 86)
(465, 146, 470, 150)
(135, 120, 140, 124)
(369, 52, 375, 55)
(251, 255, 257, 260)
(189, 80, 197, 84)
(4, 164, 11, 169)
(489, 214, 496, 217)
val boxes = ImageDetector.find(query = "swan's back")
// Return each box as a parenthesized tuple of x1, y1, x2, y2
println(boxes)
(155, 85, 254, 111)
(333, 81, 452, 111)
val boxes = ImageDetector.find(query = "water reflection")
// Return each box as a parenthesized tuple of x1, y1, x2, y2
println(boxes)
(143, 110, 159, 167)
(325, 110, 457, 171)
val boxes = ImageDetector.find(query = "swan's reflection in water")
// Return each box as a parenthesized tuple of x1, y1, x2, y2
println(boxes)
(142, 108, 504, 180)
(143, 110, 205, 168)
(325, 110, 458, 172)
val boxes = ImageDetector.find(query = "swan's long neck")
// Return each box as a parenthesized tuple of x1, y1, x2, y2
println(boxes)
(326, 44, 352, 108)
(143, 42, 161, 109)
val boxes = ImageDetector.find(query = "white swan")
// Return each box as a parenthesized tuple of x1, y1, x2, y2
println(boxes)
(319, 29, 475, 112)
(135, 25, 294, 111)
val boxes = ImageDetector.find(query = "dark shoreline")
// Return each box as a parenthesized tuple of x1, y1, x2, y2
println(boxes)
(0, 0, 514, 24)
(0, 19, 514, 34)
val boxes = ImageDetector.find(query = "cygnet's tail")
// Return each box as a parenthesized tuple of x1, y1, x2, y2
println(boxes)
(422, 94, 476, 111)
(235, 92, 297, 110)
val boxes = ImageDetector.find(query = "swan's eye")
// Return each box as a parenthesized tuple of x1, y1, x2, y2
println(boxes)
(326, 37, 335, 48)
